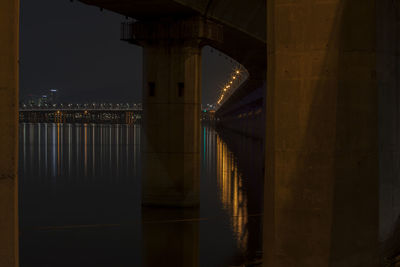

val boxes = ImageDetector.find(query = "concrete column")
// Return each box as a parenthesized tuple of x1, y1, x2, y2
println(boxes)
(128, 18, 221, 207)
(142, 41, 201, 207)
(0, 0, 19, 266)
(378, 0, 400, 263)
(264, 0, 379, 266)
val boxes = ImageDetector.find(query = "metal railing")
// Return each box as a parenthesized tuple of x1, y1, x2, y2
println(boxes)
(121, 22, 135, 41)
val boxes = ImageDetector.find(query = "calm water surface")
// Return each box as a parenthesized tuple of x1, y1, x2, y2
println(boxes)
(19, 123, 264, 267)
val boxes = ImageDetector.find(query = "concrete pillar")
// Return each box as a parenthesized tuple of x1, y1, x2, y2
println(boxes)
(378, 0, 400, 257)
(142, 39, 201, 207)
(0, 0, 19, 266)
(264, 0, 379, 266)
(130, 18, 221, 207)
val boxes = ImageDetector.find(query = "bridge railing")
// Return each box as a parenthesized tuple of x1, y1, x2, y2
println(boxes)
(19, 107, 143, 112)
(121, 22, 134, 42)
(121, 19, 223, 44)
(216, 68, 249, 110)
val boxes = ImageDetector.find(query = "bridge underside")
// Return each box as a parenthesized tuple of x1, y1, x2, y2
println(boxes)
(215, 79, 265, 140)
(81, 0, 267, 76)
(81, 0, 198, 19)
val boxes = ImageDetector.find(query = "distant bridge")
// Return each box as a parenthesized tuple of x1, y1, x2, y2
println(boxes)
(19, 108, 142, 124)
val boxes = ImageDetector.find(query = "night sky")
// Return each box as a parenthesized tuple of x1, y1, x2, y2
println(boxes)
(20, 0, 236, 105)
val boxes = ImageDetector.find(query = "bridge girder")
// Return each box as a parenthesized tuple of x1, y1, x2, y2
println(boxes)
(79, 0, 266, 76)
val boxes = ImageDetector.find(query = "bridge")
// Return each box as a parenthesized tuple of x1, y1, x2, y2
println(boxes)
(2, 0, 400, 266)
(19, 108, 142, 124)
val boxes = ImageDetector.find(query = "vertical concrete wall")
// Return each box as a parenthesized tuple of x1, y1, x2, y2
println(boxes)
(142, 43, 201, 207)
(377, 0, 400, 261)
(264, 0, 379, 266)
(0, 0, 19, 266)
(377, 0, 400, 242)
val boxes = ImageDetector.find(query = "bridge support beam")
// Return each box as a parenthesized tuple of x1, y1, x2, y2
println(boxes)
(127, 18, 221, 207)
(0, 0, 19, 266)
(134, 19, 211, 207)
(263, 0, 395, 266)
(142, 40, 201, 207)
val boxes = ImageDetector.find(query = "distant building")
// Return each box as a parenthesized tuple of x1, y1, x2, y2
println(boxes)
(49, 89, 58, 105)
(38, 95, 48, 107)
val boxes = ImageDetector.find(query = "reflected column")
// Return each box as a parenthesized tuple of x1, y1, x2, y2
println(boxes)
(68, 124, 72, 177)
(92, 124, 95, 178)
(142, 207, 199, 267)
(84, 123, 87, 178)
(37, 124, 41, 178)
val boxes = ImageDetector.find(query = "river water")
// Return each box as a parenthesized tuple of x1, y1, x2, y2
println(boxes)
(19, 123, 264, 267)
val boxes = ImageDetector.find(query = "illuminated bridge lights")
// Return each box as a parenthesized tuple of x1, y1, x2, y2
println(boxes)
(215, 65, 248, 107)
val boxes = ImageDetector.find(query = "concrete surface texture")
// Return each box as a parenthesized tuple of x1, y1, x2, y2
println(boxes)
(263, 0, 400, 266)
(140, 20, 202, 207)
(0, 0, 19, 266)
(377, 0, 400, 253)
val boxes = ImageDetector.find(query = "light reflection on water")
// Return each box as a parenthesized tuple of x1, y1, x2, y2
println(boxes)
(20, 123, 141, 181)
(201, 125, 263, 266)
(19, 123, 263, 267)
(217, 134, 249, 252)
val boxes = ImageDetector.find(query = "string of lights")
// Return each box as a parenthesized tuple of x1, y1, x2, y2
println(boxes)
(216, 64, 249, 107)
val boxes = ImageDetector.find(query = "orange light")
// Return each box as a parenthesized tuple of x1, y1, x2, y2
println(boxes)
(233, 76, 236, 79)
(236, 70, 240, 74)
